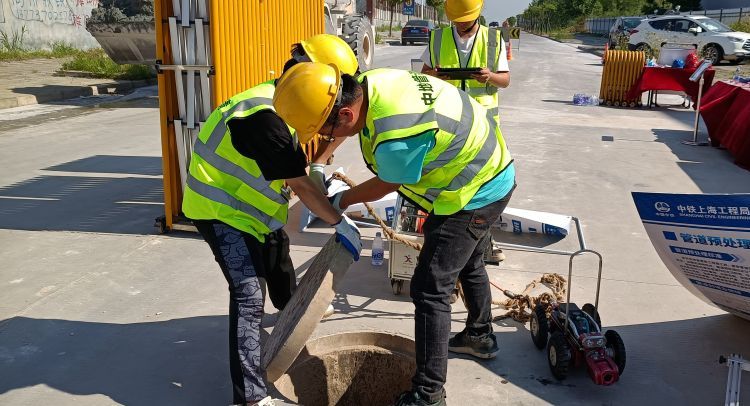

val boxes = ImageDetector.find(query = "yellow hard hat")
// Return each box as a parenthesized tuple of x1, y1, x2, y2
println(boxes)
(445, 0, 483, 23)
(300, 34, 358, 75)
(274, 62, 341, 144)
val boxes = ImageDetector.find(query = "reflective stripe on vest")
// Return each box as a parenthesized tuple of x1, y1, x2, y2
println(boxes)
(429, 26, 501, 121)
(182, 81, 288, 241)
(357, 69, 512, 215)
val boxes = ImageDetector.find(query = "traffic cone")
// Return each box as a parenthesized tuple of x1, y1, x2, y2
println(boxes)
(506, 40, 513, 61)
(602, 42, 609, 65)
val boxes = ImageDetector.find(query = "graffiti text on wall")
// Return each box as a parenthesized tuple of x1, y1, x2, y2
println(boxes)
(11, 0, 97, 27)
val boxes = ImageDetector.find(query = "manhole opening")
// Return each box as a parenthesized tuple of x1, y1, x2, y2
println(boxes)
(274, 332, 415, 406)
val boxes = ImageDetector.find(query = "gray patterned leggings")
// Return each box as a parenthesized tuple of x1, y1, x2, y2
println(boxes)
(194, 220, 296, 404)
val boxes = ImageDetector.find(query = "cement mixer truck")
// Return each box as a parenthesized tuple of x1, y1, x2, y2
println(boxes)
(87, 0, 375, 70)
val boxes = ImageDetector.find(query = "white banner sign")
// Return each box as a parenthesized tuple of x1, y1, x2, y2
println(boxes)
(633, 192, 750, 321)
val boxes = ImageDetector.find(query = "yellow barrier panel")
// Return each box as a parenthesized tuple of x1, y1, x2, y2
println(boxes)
(599, 50, 645, 107)
(210, 0, 323, 105)
(155, 0, 322, 232)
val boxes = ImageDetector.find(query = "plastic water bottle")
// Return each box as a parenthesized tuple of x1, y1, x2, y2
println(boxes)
(371, 232, 384, 266)
(573, 94, 599, 106)
(733, 67, 742, 83)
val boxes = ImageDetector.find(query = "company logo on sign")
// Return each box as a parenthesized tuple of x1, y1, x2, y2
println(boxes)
(655, 202, 671, 213)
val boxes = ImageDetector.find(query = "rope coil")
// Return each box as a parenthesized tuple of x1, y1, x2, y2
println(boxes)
(330, 172, 566, 323)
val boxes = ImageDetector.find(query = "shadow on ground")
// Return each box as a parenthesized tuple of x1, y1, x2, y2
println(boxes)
(0, 155, 163, 234)
(652, 128, 750, 193)
(0, 315, 231, 405)
(465, 313, 750, 404)
(2, 314, 746, 405)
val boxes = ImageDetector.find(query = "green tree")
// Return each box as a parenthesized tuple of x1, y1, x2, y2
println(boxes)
(480, 15, 487, 25)
(426, 0, 446, 23)
(383, 0, 404, 36)
(507, 16, 517, 26)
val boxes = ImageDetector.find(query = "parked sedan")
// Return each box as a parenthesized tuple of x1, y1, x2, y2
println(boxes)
(628, 15, 750, 64)
(401, 19, 435, 45)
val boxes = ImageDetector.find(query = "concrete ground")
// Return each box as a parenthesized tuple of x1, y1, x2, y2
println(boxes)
(0, 58, 153, 109)
(1, 34, 749, 405)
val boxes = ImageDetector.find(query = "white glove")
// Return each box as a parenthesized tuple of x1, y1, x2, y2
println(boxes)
(329, 190, 346, 215)
(309, 163, 327, 195)
(334, 215, 362, 261)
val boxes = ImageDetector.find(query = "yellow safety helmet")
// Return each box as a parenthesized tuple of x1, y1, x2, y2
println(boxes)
(445, 0, 483, 23)
(274, 62, 341, 144)
(300, 34, 358, 75)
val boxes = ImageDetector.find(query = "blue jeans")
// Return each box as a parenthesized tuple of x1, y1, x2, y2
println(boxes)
(410, 190, 513, 402)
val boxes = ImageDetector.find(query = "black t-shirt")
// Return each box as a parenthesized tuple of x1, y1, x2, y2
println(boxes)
(227, 109, 308, 181)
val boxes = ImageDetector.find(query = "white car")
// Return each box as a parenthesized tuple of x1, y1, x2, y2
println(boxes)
(628, 15, 750, 64)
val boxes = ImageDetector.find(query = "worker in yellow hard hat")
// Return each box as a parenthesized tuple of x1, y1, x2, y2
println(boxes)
(181, 34, 361, 406)
(421, 0, 509, 123)
(274, 62, 516, 406)
(422, 0, 512, 268)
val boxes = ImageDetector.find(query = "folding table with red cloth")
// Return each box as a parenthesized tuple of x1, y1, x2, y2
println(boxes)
(699, 81, 750, 171)
(626, 66, 715, 108)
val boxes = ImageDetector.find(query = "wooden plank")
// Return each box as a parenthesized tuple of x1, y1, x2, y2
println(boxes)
(261, 235, 355, 382)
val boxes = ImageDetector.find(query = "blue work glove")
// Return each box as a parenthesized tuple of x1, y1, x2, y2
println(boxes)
(329, 190, 346, 215)
(309, 163, 327, 195)
(334, 215, 362, 261)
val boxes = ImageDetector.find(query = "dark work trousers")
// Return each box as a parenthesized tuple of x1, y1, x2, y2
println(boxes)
(193, 220, 296, 404)
(410, 189, 513, 402)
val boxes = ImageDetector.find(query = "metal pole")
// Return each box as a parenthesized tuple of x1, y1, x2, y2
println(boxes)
(683, 74, 708, 146)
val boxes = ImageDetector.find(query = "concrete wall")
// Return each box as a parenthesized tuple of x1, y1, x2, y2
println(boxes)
(0, 0, 99, 50)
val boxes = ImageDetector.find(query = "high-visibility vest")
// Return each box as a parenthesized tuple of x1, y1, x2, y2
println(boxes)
(182, 80, 290, 242)
(428, 25, 502, 122)
(358, 69, 512, 215)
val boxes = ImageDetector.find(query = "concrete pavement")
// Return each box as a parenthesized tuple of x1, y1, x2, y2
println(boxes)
(0, 57, 153, 109)
(0, 34, 749, 405)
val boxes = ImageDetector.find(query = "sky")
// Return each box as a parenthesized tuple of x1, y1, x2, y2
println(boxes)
(482, 0, 533, 25)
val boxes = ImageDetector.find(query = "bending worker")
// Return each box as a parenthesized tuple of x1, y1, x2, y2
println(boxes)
(273, 63, 516, 406)
(181, 35, 361, 406)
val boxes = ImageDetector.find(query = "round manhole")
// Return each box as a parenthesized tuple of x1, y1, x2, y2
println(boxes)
(273, 331, 415, 406)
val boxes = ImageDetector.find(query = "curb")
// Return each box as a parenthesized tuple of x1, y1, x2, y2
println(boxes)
(0, 78, 156, 110)
(577, 45, 606, 57)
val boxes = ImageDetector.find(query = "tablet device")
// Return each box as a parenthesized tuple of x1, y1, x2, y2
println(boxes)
(435, 67, 481, 80)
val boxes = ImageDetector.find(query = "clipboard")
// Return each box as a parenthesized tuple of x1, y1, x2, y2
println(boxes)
(435, 67, 481, 80)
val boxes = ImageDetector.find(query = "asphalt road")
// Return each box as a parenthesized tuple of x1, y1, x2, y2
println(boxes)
(1, 34, 749, 405)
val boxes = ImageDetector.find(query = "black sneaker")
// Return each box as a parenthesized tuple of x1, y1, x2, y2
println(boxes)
(448, 330, 499, 359)
(394, 390, 446, 406)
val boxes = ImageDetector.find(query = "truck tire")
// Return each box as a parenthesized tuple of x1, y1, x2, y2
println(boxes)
(342, 14, 374, 71)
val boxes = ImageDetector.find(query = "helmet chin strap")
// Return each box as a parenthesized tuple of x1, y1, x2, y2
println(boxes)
(462, 19, 478, 34)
